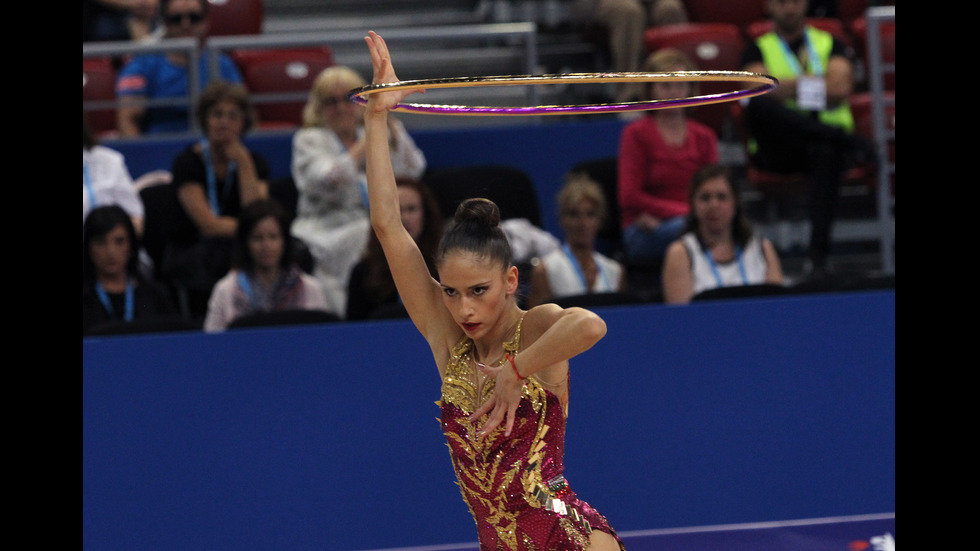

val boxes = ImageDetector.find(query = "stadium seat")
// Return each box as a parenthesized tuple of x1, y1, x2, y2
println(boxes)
(849, 91, 895, 195)
(422, 165, 543, 228)
(84, 317, 202, 337)
(642, 22, 745, 138)
(232, 47, 335, 129)
(206, 0, 263, 36)
(681, 0, 768, 32)
(691, 283, 789, 302)
(83, 56, 119, 138)
(227, 309, 341, 329)
(729, 100, 871, 226)
(850, 15, 895, 91)
(837, 0, 870, 27)
(550, 291, 649, 309)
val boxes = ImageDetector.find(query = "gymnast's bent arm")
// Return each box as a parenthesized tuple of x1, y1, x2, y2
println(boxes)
(363, 31, 456, 350)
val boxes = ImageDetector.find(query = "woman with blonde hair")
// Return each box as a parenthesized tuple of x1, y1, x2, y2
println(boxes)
(527, 172, 625, 307)
(290, 65, 426, 317)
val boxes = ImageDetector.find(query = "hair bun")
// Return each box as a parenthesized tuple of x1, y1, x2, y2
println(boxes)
(454, 197, 500, 228)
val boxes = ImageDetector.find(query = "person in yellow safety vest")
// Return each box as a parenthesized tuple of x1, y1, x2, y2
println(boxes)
(740, 0, 876, 276)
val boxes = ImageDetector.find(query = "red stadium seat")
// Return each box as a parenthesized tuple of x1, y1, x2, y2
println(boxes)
(682, 0, 768, 32)
(850, 16, 895, 91)
(729, 100, 870, 203)
(83, 56, 118, 138)
(232, 47, 335, 129)
(849, 91, 895, 195)
(206, 0, 263, 36)
(837, 0, 870, 27)
(643, 22, 745, 137)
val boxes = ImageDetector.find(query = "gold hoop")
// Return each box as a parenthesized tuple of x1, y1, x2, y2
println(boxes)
(348, 71, 778, 115)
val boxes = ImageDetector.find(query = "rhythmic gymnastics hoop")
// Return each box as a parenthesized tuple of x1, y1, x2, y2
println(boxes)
(347, 71, 778, 115)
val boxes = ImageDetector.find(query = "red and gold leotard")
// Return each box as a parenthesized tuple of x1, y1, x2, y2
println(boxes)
(438, 315, 625, 550)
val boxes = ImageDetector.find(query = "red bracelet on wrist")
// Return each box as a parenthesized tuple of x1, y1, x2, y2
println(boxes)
(506, 353, 524, 380)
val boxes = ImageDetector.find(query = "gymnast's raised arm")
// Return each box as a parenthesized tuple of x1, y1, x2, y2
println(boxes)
(362, 32, 454, 345)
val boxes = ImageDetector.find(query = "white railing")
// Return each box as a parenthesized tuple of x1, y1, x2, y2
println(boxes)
(865, 5, 895, 275)
(83, 37, 201, 134)
(83, 23, 539, 139)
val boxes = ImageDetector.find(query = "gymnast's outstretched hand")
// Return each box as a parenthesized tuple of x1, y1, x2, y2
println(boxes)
(363, 30, 425, 115)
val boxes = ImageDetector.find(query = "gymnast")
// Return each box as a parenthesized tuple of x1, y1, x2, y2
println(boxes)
(361, 31, 626, 550)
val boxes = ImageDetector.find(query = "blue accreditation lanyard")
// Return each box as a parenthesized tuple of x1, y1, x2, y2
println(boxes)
(778, 30, 823, 76)
(83, 163, 98, 209)
(95, 280, 134, 321)
(563, 244, 610, 292)
(236, 271, 259, 308)
(704, 247, 748, 288)
(200, 139, 237, 215)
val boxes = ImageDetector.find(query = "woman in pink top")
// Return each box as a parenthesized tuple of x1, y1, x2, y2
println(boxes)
(617, 48, 719, 264)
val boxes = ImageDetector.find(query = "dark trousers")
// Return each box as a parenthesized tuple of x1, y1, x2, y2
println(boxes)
(745, 95, 853, 266)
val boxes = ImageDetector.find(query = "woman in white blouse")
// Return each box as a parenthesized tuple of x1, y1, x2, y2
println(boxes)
(290, 65, 426, 317)
(83, 112, 144, 236)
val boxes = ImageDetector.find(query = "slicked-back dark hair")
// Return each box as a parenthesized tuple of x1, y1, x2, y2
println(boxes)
(437, 198, 513, 272)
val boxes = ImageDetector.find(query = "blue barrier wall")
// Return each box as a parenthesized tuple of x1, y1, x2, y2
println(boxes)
(105, 119, 628, 239)
(83, 290, 895, 551)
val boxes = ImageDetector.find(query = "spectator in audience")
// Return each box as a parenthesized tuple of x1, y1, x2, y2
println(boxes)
(571, 0, 689, 102)
(115, 0, 244, 136)
(346, 177, 443, 321)
(661, 164, 784, 304)
(83, 111, 145, 237)
(617, 48, 719, 266)
(83, 0, 161, 42)
(161, 80, 269, 319)
(203, 198, 328, 332)
(83, 204, 179, 336)
(527, 173, 625, 307)
(291, 65, 427, 318)
(740, 0, 876, 275)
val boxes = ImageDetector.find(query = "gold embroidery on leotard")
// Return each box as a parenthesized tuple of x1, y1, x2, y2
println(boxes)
(440, 313, 596, 548)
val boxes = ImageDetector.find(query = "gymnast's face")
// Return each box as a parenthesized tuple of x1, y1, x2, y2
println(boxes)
(438, 251, 517, 338)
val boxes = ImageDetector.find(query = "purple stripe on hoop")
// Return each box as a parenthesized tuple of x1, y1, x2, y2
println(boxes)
(347, 71, 778, 116)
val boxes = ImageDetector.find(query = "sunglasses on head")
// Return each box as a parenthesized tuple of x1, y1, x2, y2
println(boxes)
(165, 11, 204, 25)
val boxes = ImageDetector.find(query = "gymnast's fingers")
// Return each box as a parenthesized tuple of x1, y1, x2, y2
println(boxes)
(479, 404, 506, 437)
(469, 397, 493, 424)
(502, 403, 519, 437)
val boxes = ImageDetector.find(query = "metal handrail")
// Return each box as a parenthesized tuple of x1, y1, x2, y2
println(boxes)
(83, 23, 540, 139)
(204, 23, 540, 114)
(864, 5, 895, 275)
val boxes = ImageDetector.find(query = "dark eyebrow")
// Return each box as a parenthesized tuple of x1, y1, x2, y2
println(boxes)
(441, 281, 492, 291)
